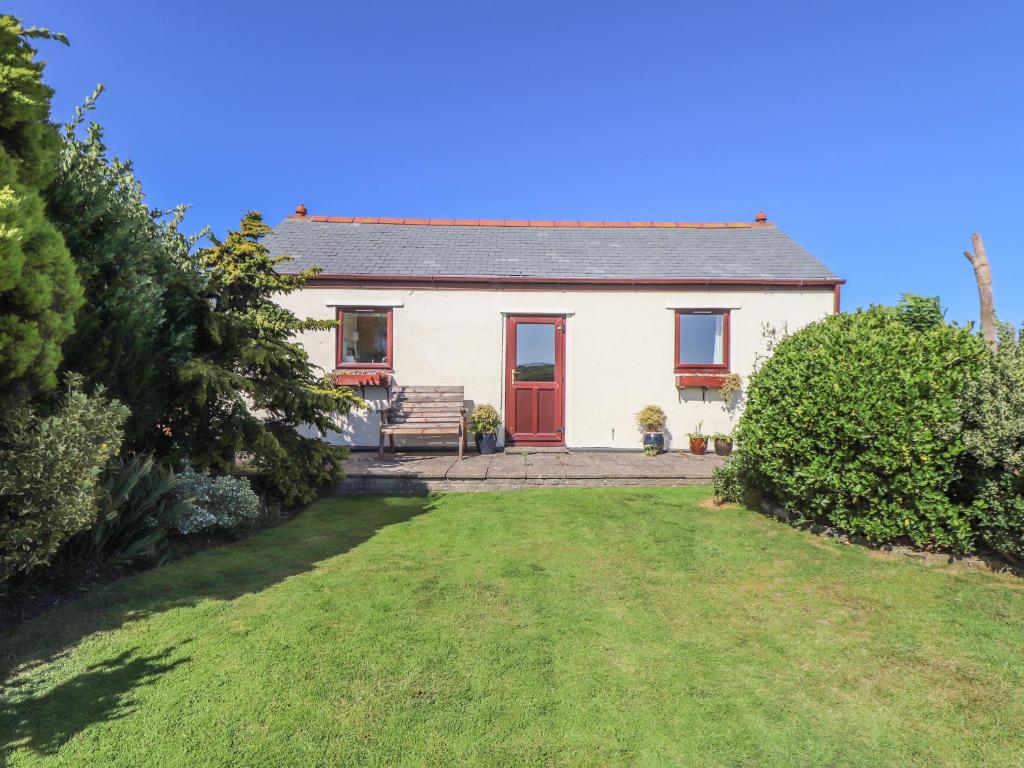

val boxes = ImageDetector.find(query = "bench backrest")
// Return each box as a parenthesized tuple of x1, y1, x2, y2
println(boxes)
(388, 386, 465, 425)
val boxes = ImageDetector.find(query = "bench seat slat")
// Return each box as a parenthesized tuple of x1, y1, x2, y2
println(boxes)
(390, 404, 465, 412)
(387, 417, 460, 423)
(385, 423, 460, 430)
(392, 395, 465, 404)
(389, 409, 466, 415)
(382, 427, 462, 436)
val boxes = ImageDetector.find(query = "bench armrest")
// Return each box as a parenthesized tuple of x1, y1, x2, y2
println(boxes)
(377, 407, 391, 425)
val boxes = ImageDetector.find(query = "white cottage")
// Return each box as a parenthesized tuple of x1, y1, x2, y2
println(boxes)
(268, 208, 842, 451)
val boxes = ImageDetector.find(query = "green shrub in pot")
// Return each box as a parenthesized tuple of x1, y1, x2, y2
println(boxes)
(470, 404, 502, 455)
(636, 405, 667, 454)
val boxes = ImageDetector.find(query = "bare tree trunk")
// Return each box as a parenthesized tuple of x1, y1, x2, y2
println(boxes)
(963, 232, 997, 349)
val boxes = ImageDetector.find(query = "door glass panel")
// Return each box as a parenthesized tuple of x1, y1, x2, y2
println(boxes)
(515, 323, 555, 382)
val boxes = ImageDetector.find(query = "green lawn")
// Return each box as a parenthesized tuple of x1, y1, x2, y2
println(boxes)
(3, 487, 1024, 767)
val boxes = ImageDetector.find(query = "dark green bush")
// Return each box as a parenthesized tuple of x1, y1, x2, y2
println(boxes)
(712, 454, 746, 504)
(735, 298, 985, 551)
(0, 375, 127, 582)
(250, 425, 349, 506)
(46, 92, 206, 449)
(59, 455, 192, 569)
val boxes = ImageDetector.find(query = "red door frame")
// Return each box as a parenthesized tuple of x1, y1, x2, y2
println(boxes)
(504, 315, 566, 446)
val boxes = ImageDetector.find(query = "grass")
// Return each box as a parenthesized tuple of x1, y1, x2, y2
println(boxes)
(2, 486, 1024, 767)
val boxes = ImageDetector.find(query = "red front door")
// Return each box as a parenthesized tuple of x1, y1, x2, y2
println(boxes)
(505, 315, 566, 446)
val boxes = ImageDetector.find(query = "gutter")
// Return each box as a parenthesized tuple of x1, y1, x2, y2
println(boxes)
(298, 273, 846, 290)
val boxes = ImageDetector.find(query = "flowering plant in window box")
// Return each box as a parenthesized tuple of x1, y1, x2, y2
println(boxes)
(331, 370, 391, 386)
(675, 373, 729, 389)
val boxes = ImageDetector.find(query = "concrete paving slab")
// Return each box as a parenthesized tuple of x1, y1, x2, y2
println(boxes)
(485, 452, 528, 479)
(554, 453, 609, 479)
(523, 453, 569, 480)
(445, 454, 493, 479)
(345, 453, 457, 477)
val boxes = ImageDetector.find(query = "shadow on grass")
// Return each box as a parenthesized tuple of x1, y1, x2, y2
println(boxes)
(0, 644, 189, 763)
(0, 494, 434, 688)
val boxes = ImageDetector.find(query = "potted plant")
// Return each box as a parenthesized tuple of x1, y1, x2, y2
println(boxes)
(635, 405, 667, 455)
(470, 404, 502, 455)
(712, 432, 734, 456)
(688, 422, 709, 455)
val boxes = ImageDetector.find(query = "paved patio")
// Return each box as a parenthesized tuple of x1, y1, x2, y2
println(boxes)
(337, 450, 725, 493)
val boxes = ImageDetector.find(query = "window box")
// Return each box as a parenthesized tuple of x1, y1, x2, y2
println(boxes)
(331, 370, 391, 386)
(676, 373, 729, 389)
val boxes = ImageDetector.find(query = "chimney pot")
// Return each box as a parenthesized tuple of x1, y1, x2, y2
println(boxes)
(295, 203, 308, 217)
(754, 210, 768, 223)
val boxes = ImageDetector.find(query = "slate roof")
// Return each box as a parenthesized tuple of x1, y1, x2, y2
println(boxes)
(265, 215, 839, 282)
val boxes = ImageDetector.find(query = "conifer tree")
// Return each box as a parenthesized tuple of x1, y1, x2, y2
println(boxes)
(170, 212, 363, 503)
(46, 89, 206, 445)
(0, 16, 82, 402)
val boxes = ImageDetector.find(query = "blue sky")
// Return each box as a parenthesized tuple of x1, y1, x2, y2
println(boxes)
(11, 1, 1023, 325)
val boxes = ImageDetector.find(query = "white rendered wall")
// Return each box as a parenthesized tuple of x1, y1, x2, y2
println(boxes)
(276, 287, 835, 450)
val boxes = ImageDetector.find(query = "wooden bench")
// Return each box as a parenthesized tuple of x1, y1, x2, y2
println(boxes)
(378, 386, 468, 459)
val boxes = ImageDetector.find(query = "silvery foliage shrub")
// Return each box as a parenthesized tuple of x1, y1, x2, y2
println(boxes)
(962, 323, 1024, 558)
(173, 466, 260, 534)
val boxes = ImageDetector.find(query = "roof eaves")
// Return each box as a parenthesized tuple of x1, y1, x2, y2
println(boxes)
(296, 273, 846, 287)
(287, 215, 772, 229)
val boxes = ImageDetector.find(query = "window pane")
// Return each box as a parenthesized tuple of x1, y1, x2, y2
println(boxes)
(341, 311, 389, 364)
(678, 313, 723, 366)
(515, 323, 555, 381)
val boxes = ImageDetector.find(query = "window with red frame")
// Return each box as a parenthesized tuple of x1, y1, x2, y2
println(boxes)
(335, 308, 393, 369)
(675, 309, 730, 371)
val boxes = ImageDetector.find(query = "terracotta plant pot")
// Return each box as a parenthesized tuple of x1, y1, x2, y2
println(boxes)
(714, 437, 734, 456)
(689, 436, 708, 455)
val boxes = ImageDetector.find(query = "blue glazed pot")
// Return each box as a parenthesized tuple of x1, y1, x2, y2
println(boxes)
(642, 432, 665, 454)
(476, 432, 498, 455)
